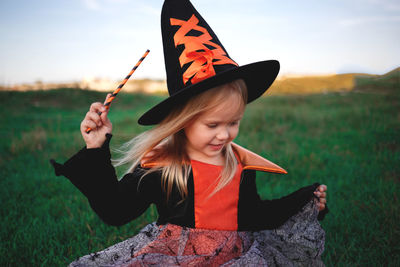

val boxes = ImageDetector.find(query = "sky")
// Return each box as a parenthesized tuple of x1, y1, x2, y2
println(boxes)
(0, 0, 399, 85)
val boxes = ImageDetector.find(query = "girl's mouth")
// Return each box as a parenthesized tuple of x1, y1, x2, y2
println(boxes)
(209, 144, 224, 151)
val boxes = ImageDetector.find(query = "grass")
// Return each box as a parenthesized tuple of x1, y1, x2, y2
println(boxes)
(0, 76, 399, 266)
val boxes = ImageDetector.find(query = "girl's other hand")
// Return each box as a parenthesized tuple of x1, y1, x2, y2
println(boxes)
(80, 94, 113, 148)
(314, 184, 327, 211)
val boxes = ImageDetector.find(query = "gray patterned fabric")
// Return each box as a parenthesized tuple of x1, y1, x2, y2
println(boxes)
(70, 200, 325, 267)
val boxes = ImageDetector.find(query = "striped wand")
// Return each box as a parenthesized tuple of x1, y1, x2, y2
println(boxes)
(86, 49, 150, 133)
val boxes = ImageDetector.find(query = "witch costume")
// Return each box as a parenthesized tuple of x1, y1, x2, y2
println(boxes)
(51, 0, 328, 266)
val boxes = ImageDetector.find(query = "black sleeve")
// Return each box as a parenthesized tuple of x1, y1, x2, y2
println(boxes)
(50, 134, 159, 226)
(238, 170, 327, 231)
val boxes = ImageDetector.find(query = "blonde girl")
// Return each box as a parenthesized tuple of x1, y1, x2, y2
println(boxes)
(52, 0, 328, 265)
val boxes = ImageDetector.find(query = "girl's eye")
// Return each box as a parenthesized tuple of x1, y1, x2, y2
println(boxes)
(207, 124, 217, 128)
(230, 121, 239, 126)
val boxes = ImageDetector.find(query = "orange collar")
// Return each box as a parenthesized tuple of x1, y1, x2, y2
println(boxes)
(141, 142, 287, 174)
(230, 143, 287, 174)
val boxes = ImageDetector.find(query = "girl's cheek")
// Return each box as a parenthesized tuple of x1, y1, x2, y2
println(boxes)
(231, 126, 240, 138)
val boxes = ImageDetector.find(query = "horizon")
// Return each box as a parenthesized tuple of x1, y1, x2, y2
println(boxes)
(1, 0, 399, 86)
(5, 66, 398, 87)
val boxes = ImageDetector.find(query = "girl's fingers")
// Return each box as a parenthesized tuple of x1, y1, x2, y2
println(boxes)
(313, 198, 324, 211)
(103, 113, 111, 124)
(81, 119, 97, 131)
(313, 184, 327, 211)
(318, 184, 327, 192)
(89, 102, 105, 112)
(314, 191, 326, 198)
(318, 203, 325, 211)
(81, 100, 112, 148)
(85, 111, 103, 127)
(100, 112, 112, 130)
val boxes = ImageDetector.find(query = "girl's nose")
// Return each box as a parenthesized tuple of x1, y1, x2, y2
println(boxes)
(216, 127, 229, 140)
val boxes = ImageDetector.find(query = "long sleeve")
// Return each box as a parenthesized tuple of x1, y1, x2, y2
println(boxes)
(50, 134, 159, 226)
(238, 170, 325, 231)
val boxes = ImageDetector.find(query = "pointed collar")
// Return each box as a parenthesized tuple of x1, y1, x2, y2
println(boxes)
(230, 143, 287, 174)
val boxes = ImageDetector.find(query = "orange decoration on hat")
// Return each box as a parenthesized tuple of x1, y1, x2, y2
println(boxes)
(170, 15, 238, 85)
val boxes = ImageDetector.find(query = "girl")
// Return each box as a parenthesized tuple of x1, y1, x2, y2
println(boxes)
(51, 0, 328, 265)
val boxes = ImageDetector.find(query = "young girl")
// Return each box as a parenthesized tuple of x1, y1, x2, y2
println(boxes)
(52, 0, 328, 265)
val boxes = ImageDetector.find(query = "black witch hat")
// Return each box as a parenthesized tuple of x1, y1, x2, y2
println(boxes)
(138, 0, 279, 125)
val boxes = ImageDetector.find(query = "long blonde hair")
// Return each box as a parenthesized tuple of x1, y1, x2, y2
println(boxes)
(113, 79, 248, 201)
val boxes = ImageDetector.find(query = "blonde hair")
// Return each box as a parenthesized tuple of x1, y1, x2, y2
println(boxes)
(113, 79, 248, 201)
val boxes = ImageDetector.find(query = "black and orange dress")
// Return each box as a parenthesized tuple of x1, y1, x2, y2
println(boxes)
(51, 134, 327, 266)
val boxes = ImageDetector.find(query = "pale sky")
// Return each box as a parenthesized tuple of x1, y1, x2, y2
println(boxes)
(0, 0, 399, 85)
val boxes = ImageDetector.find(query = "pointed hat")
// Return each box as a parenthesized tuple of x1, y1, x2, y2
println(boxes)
(138, 0, 279, 125)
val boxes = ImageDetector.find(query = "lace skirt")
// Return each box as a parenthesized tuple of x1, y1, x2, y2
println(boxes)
(69, 201, 325, 267)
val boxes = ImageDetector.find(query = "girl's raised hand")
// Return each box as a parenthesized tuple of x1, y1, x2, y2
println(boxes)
(80, 94, 113, 148)
(314, 184, 327, 211)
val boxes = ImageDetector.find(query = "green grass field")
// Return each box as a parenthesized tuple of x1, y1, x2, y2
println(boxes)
(1, 75, 399, 266)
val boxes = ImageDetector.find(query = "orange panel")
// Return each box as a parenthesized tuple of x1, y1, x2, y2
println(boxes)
(191, 159, 242, 230)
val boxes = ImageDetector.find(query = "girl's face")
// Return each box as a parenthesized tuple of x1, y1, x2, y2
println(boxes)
(184, 93, 244, 165)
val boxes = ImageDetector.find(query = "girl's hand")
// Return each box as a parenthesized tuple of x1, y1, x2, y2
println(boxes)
(314, 184, 327, 211)
(80, 94, 113, 148)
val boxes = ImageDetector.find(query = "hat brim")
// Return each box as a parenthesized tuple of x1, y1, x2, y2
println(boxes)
(138, 60, 280, 125)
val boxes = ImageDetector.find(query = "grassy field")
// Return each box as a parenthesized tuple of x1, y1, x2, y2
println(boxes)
(0, 74, 399, 266)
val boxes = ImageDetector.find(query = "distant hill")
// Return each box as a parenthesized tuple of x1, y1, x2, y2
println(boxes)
(266, 67, 399, 95)
(267, 73, 355, 95)
(383, 66, 400, 78)
(353, 67, 399, 92)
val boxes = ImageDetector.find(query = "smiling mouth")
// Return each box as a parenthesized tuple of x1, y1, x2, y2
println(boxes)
(209, 144, 224, 150)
